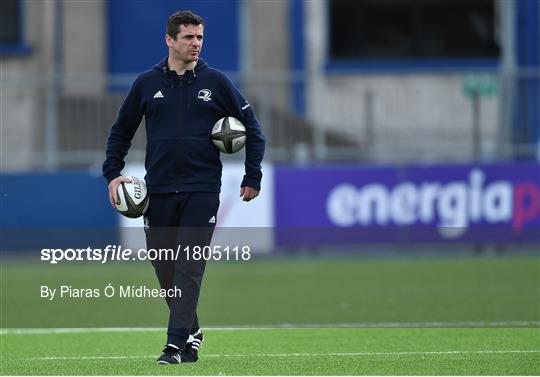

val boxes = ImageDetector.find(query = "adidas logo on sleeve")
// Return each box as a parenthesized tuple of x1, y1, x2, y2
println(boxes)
(153, 91, 164, 98)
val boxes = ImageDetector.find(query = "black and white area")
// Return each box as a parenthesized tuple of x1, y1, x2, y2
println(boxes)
(211, 117, 247, 154)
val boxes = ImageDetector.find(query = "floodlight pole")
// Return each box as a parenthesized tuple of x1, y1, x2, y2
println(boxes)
(496, 0, 516, 159)
(44, 0, 63, 170)
(472, 90, 481, 160)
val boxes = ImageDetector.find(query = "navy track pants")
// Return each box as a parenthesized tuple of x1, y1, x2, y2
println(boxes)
(143, 192, 219, 348)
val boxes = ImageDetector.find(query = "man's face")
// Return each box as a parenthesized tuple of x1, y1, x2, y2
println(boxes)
(166, 23, 204, 64)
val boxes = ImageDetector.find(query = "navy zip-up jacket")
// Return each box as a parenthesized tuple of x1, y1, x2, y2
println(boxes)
(103, 57, 266, 194)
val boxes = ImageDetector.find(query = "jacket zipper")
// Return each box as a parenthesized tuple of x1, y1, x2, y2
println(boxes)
(178, 79, 183, 137)
(187, 83, 190, 109)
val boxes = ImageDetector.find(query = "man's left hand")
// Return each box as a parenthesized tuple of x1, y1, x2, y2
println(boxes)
(240, 186, 259, 202)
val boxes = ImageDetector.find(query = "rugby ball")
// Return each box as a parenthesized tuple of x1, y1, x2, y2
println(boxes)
(211, 117, 247, 154)
(115, 176, 149, 218)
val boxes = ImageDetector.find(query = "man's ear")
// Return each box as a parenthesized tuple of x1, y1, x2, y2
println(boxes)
(165, 34, 174, 48)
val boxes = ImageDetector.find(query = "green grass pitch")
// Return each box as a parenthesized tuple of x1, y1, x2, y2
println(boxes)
(1, 328, 539, 375)
(1, 255, 539, 374)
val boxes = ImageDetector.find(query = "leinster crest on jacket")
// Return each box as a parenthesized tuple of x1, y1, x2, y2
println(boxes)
(197, 89, 212, 102)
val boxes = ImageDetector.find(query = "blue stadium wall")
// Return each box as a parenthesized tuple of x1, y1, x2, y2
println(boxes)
(1, 172, 118, 250)
(107, 0, 240, 76)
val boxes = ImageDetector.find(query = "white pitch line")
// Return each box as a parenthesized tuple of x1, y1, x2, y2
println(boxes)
(0, 327, 163, 335)
(26, 350, 540, 361)
(2, 321, 539, 335)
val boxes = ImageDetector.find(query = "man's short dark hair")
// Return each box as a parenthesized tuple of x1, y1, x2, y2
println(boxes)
(167, 10, 204, 40)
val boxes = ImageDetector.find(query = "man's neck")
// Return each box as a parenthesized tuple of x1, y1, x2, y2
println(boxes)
(167, 56, 197, 75)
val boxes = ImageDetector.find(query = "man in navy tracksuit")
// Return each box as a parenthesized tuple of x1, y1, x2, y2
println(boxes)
(103, 11, 265, 365)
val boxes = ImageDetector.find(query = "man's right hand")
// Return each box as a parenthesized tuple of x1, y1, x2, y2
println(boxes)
(108, 176, 132, 208)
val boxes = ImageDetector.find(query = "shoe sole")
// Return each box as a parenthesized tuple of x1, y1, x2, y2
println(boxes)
(157, 359, 180, 365)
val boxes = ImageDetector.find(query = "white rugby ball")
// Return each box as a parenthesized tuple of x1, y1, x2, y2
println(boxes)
(115, 176, 149, 218)
(211, 116, 247, 154)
